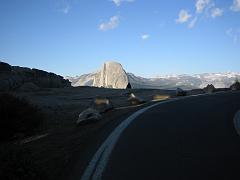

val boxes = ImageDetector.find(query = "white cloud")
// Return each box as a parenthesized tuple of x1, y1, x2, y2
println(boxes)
(176, 10, 192, 24)
(211, 8, 223, 18)
(188, 17, 198, 28)
(62, 4, 70, 14)
(230, 0, 240, 12)
(176, 0, 225, 28)
(226, 28, 240, 43)
(141, 34, 150, 40)
(99, 16, 120, 31)
(196, 0, 211, 13)
(111, 0, 135, 6)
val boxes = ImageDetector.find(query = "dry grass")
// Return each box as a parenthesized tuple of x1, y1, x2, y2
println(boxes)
(153, 94, 170, 101)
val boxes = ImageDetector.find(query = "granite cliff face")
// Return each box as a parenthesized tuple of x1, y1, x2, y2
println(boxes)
(67, 61, 129, 89)
(0, 61, 71, 91)
(94, 61, 129, 88)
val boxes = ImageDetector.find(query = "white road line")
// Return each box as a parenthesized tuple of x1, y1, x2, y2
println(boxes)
(80, 93, 214, 180)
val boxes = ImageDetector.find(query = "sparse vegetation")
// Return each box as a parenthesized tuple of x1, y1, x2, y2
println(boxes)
(153, 95, 170, 101)
(0, 93, 44, 142)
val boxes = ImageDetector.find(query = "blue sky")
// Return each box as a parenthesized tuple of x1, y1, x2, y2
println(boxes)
(1, 0, 240, 77)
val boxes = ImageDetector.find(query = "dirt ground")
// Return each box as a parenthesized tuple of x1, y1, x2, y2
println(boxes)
(1, 87, 176, 180)
(15, 87, 175, 128)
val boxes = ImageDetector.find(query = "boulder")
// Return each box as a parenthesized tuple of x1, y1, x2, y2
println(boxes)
(76, 108, 102, 125)
(91, 97, 113, 113)
(128, 93, 145, 105)
(203, 84, 216, 93)
(176, 88, 186, 96)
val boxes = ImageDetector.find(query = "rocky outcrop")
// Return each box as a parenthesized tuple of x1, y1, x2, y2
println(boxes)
(0, 61, 71, 91)
(94, 61, 129, 89)
(203, 84, 216, 93)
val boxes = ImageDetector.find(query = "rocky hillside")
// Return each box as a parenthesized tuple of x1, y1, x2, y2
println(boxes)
(67, 61, 240, 90)
(0, 61, 71, 91)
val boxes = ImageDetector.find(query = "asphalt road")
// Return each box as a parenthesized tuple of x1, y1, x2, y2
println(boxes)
(90, 91, 240, 180)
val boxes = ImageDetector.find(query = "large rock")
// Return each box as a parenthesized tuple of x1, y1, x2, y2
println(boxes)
(0, 61, 71, 92)
(90, 97, 113, 113)
(68, 61, 129, 89)
(76, 108, 102, 125)
(94, 61, 129, 89)
(128, 93, 145, 105)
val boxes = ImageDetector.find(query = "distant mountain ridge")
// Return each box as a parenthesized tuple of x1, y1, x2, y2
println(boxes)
(66, 61, 240, 90)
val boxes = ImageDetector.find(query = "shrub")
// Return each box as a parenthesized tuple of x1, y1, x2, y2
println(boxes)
(126, 83, 132, 89)
(230, 79, 240, 91)
(203, 84, 216, 93)
(0, 93, 44, 142)
(176, 88, 187, 96)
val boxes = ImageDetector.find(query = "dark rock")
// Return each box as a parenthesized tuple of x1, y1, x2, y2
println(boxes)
(76, 108, 102, 125)
(0, 61, 71, 92)
(0, 62, 12, 72)
(203, 84, 216, 93)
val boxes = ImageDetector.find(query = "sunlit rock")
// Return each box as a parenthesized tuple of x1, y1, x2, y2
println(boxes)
(94, 61, 129, 89)
(128, 93, 145, 105)
(91, 97, 113, 113)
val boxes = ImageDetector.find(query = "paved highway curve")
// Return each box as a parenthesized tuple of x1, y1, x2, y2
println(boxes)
(82, 91, 240, 180)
